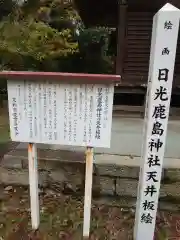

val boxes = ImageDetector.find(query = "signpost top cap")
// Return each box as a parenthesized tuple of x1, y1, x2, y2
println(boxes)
(159, 3, 180, 12)
(0, 71, 121, 84)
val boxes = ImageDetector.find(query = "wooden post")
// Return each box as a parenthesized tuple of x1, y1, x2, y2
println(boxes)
(83, 147, 94, 239)
(6, 72, 118, 235)
(134, 3, 180, 240)
(28, 143, 39, 230)
(116, 1, 127, 76)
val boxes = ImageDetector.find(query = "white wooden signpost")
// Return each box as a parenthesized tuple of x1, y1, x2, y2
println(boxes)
(2, 71, 120, 238)
(2, 2, 180, 239)
(7, 80, 114, 148)
(134, 3, 180, 240)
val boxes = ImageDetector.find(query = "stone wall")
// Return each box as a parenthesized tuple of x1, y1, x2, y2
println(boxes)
(1, 149, 180, 211)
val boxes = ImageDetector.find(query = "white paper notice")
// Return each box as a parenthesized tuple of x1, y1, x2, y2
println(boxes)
(7, 80, 114, 148)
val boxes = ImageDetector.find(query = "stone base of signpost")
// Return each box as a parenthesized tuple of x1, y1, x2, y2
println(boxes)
(1, 143, 180, 211)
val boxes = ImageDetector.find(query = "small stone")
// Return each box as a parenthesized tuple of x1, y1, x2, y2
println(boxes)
(120, 208, 129, 212)
(59, 231, 69, 238)
(4, 186, 13, 191)
(40, 207, 46, 214)
(38, 188, 43, 194)
(64, 183, 74, 191)
(45, 189, 55, 196)
(20, 199, 27, 204)
(0, 223, 4, 229)
(130, 208, 135, 213)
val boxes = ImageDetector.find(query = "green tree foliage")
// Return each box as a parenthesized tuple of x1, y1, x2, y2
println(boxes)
(0, 0, 17, 20)
(0, 19, 78, 71)
(0, 0, 114, 74)
(0, 0, 79, 71)
(77, 27, 114, 73)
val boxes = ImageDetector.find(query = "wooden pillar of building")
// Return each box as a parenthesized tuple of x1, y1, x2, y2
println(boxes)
(116, 1, 127, 78)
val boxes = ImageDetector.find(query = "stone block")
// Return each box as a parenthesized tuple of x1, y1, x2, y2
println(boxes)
(20, 150, 85, 171)
(21, 157, 59, 171)
(48, 163, 85, 193)
(0, 167, 48, 187)
(48, 170, 67, 183)
(116, 179, 167, 198)
(62, 162, 84, 182)
(162, 183, 180, 198)
(96, 164, 140, 178)
(94, 197, 180, 212)
(99, 177, 115, 195)
(164, 169, 180, 182)
(116, 179, 138, 197)
(1, 155, 22, 169)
